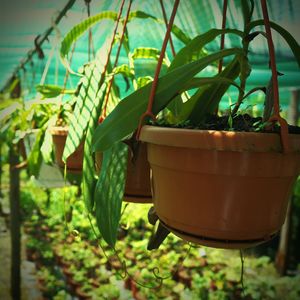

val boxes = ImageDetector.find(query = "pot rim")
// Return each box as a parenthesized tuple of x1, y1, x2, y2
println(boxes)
(140, 125, 300, 153)
(49, 126, 69, 136)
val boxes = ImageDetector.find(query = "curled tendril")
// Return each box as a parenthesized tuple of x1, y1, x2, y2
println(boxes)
(85, 206, 194, 291)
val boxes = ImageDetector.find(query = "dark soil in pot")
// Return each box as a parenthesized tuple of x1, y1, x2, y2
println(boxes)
(152, 113, 300, 134)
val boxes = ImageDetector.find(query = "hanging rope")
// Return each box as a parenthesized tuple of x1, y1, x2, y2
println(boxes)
(136, 0, 180, 139)
(62, 41, 76, 90)
(99, 0, 133, 123)
(97, 0, 127, 123)
(218, 0, 228, 73)
(260, 0, 289, 153)
(85, 0, 95, 61)
(159, 0, 176, 57)
(39, 40, 56, 85)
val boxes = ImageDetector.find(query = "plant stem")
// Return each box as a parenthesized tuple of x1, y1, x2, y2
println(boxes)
(240, 249, 245, 295)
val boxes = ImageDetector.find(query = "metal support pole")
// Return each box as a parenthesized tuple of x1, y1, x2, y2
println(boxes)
(9, 146, 21, 300)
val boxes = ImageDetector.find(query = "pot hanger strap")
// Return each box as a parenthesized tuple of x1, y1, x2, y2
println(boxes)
(260, 0, 290, 153)
(39, 39, 57, 85)
(136, 0, 180, 140)
(100, 0, 133, 122)
(97, 0, 126, 123)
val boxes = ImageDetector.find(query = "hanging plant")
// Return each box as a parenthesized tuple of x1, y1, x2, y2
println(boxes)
(92, 0, 300, 249)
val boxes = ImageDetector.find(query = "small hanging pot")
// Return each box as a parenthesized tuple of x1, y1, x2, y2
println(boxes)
(50, 126, 84, 173)
(95, 143, 152, 203)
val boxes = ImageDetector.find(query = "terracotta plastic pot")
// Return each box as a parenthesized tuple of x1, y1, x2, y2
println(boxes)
(50, 126, 83, 173)
(140, 125, 300, 249)
(95, 143, 152, 203)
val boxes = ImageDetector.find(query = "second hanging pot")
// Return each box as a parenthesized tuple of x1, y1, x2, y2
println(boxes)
(95, 143, 152, 203)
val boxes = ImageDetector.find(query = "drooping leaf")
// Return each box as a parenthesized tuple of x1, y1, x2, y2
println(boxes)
(27, 130, 45, 177)
(136, 76, 153, 89)
(128, 10, 157, 21)
(169, 23, 191, 45)
(92, 48, 243, 152)
(60, 11, 118, 59)
(40, 128, 54, 164)
(247, 20, 300, 68)
(168, 29, 244, 71)
(82, 83, 107, 212)
(36, 84, 75, 99)
(94, 142, 128, 246)
(62, 62, 102, 162)
(111, 64, 135, 80)
(128, 11, 191, 45)
(132, 47, 170, 66)
(132, 47, 161, 60)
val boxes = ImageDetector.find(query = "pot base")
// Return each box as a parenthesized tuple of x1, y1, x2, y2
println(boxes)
(160, 219, 277, 249)
(124, 193, 152, 204)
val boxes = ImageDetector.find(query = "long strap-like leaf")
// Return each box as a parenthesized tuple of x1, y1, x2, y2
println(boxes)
(92, 48, 243, 152)
(188, 57, 241, 123)
(60, 11, 118, 59)
(62, 62, 101, 162)
(94, 142, 128, 247)
(168, 28, 244, 71)
(82, 83, 107, 212)
(247, 20, 300, 68)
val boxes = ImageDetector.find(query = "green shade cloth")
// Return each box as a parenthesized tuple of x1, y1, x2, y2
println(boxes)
(0, 0, 299, 109)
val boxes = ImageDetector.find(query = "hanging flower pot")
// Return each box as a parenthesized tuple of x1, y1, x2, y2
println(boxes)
(140, 126, 300, 248)
(90, 0, 300, 250)
(95, 143, 152, 203)
(50, 126, 84, 173)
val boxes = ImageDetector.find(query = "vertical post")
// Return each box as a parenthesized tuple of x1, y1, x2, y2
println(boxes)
(276, 89, 299, 275)
(0, 144, 3, 199)
(9, 146, 21, 300)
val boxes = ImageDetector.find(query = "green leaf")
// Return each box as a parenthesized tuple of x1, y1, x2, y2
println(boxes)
(128, 11, 157, 21)
(241, 0, 254, 28)
(169, 29, 244, 71)
(136, 76, 153, 89)
(170, 76, 243, 123)
(189, 57, 241, 123)
(27, 130, 45, 177)
(181, 77, 243, 94)
(36, 84, 75, 99)
(60, 11, 118, 59)
(132, 47, 170, 66)
(94, 142, 128, 246)
(92, 48, 243, 152)
(62, 62, 102, 162)
(170, 24, 191, 45)
(82, 84, 107, 212)
(40, 129, 53, 164)
(247, 20, 300, 68)
(132, 47, 160, 60)
(111, 64, 134, 80)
